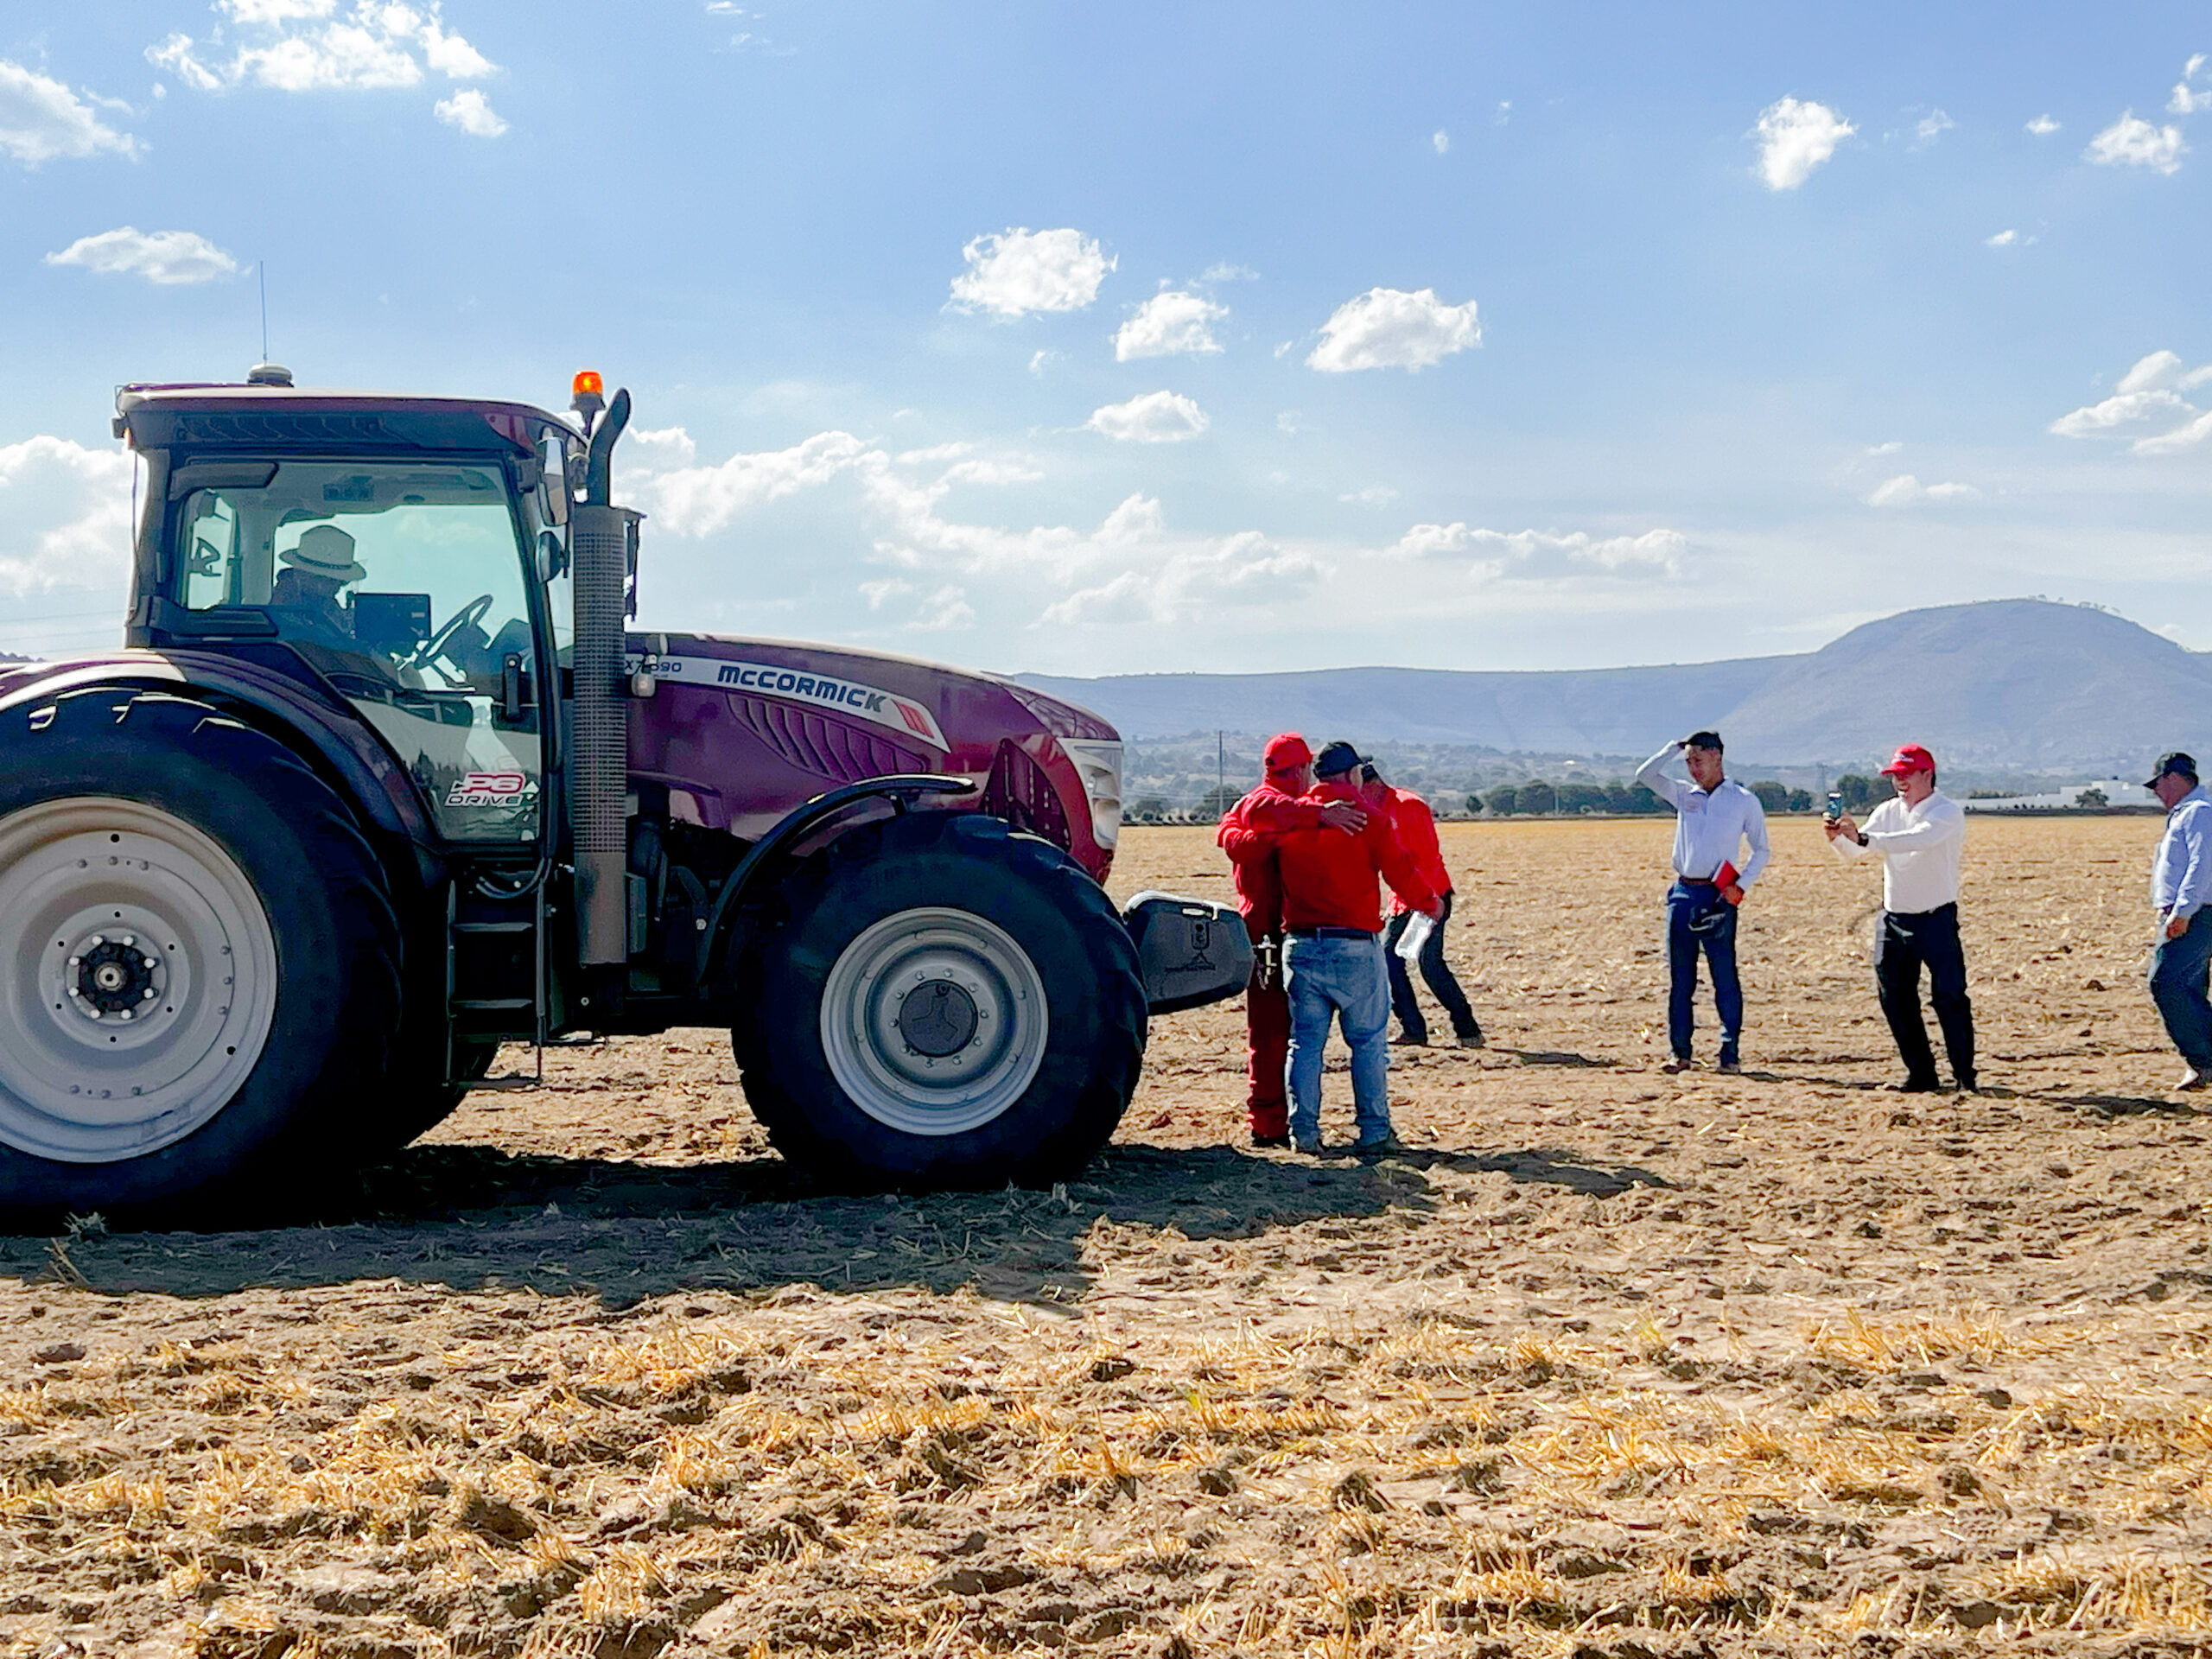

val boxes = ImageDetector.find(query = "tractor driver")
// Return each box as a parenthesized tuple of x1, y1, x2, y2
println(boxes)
(269, 524, 366, 649)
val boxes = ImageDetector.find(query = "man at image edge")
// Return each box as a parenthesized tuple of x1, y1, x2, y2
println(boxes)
(1827, 743, 1976, 1093)
(1216, 734, 1370, 1147)
(2145, 751, 2212, 1092)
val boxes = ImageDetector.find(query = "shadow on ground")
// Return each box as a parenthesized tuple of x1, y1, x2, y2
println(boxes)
(1, 1140, 1663, 1309)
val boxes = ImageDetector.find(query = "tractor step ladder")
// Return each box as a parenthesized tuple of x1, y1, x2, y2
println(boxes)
(445, 879, 547, 1091)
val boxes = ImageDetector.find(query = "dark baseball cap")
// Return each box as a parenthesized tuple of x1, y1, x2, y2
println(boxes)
(1313, 740, 1368, 778)
(2146, 751, 2198, 787)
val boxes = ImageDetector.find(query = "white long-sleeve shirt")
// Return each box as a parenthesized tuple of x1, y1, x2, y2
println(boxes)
(1635, 745, 1771, 888)
(1834, 789, 1964, 913)
(2153, 785, 2212, 921)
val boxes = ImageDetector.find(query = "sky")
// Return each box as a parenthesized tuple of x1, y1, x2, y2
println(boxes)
(2, 2, 2209, 677)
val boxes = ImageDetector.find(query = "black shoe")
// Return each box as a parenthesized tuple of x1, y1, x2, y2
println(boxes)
(1455, 1027, 1485, 1050)
(1955, 1075, 1980, 1094)
(1251, 1132, 1290, 1150)
(1886, 1077, 1941, 1094)
(1389, 1033, 1429, 1047)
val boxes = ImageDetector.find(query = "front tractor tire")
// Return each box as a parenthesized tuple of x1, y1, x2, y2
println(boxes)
(732, 812, 1146, 1190)
(0, 689, 400, 1221)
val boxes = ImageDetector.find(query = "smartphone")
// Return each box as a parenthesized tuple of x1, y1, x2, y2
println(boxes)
(1825, 791, 1844, 821)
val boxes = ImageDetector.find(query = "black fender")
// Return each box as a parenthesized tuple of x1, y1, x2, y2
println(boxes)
(694, 775, 973, 988)
(0, 652, 443, 887)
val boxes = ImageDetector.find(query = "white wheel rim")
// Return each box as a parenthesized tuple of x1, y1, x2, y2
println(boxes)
(819, 906, 1050, 1137)
(0, 799, 278, 1164)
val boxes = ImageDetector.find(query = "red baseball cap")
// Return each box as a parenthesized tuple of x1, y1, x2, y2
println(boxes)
(1880, 743, 1936, 776)
(1263, 733, 1313, 772)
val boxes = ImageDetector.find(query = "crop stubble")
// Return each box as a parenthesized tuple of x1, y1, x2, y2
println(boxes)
(2, 817, 2209, 1657)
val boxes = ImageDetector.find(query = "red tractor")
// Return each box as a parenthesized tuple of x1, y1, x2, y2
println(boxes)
(0, 370, 1248, 1217)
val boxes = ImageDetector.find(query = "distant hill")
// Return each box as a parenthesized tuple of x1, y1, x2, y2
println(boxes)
(1019, 599, 2212, 772)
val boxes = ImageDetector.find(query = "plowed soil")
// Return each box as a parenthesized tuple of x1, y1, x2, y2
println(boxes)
(5, 817, 2210, 1659)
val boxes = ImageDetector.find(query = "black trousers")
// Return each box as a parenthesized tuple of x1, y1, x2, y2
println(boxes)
(1382, 891, 1480, 1044)
(1874, 903, 1975, 1086)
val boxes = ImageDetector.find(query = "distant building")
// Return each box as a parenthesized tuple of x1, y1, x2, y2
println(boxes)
(1962, 780, 2158, 812)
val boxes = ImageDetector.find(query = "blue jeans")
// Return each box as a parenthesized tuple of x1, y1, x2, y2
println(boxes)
(1285, 931, 1392, 1145)
(1666, 880, 1741, 1061)
(2149, 911, 2212, 1070)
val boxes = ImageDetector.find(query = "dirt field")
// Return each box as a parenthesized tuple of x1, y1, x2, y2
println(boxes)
(5, 817, 2210, 1659)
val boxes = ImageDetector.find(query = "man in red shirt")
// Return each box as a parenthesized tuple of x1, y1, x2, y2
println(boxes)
(1363, 762, 1484, 1048)
(1217, 734, 1370, 1147)
(1273, 741, 1442, 1155)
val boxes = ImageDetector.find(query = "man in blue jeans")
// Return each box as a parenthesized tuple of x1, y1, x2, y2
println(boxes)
(1636, 731, 1770, 1073)
(1272, 741, 1441, 1155)
(2145, 751, 2212, 1090)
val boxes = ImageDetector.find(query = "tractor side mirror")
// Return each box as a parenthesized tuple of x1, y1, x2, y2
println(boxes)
(536, 529, 569, 585)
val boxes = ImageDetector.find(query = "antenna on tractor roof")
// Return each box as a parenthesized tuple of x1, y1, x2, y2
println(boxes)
(245, 258, 294, 387)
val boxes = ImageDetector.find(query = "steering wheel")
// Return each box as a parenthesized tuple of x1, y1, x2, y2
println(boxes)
(402, 593, 496, 673)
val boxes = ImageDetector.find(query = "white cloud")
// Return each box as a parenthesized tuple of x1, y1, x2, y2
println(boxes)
(1112, 290, 1226, 360)
(1866, 441, 1903, 456)
(859, 578, 912, 610)
(619, 429, 874, 537)
(1914, 109, 1955, 144)
(1339, 486, 1398, 505)
(0, 60, 139, 164)
(1754, 96, 1854, 189)
(1396, 523, 1688, 581)
(434, 87, 505, 136)
(947, 227, 1113, 316)
(2051, 350, 2212, 454)
(2173, 54, 2211, 115)
(910, 585, 975, 631)
(1867, 474, 1980, 507)
(2085, 111, 2186, 174)
(1985, 228, 2018, 246)
(2025, 114, 2060, 136)
(617, 423, 1327, 631)
(0, 436, 136, 595)
(1042, 522, 1326, 626)
(1276, 411, 1304, 435)
(1432, 128, 1449, 155)
(624, 426, 698, 467)
(1200, 262, 1258, 283)
(1027, 350, 1058, 376)
(1306, 287, 1480, 373)
(45, 226, 238, 284)
(147, 3, 495, 103)
(1086, 391, 1209, 444)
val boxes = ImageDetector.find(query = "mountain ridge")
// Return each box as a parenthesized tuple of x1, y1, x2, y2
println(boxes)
(1017, 599, 2212, 772)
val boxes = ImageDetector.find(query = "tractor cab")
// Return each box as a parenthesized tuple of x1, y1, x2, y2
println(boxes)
(118, 374, 579, 851)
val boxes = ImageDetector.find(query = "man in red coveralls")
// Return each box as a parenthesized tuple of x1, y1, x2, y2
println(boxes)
(1363, 762, 1484, 1049)
(1274, 741, 1443, 1156)
(1217, 734, 1370, 1147)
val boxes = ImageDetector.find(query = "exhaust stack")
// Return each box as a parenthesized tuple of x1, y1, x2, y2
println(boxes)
(570, 380, 636, 971)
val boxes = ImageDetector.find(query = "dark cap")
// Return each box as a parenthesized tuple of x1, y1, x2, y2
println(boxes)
(1313, 740, 1368, 779)
(2146, 751, 2198, 788)
(1684, 729, 1723, 752)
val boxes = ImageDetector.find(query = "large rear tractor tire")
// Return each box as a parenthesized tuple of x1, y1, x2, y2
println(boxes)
(0, 688, 401, 1221)
(732, 812, 1146, 1190)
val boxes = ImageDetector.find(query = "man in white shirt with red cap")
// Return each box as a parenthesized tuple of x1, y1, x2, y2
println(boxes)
(1827, 742, 1976, 1093)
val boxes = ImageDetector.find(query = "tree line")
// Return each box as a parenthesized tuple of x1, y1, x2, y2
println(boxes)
(1472, 778, 1819, 817)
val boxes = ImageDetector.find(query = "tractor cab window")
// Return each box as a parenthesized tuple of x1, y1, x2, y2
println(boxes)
(175, 461, 543, 844)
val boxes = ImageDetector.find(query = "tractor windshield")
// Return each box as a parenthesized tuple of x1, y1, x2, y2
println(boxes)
(174, 461, 543, 843)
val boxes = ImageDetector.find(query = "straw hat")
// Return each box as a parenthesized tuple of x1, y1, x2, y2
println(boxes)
(279, 524, 366, 583)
